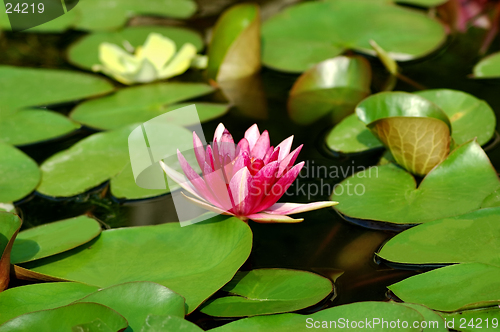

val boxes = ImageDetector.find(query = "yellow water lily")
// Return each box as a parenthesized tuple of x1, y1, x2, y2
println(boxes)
(92, 33, 199, 85)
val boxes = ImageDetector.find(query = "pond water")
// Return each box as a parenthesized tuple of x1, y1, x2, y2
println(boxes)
(3, 0, 500, 329)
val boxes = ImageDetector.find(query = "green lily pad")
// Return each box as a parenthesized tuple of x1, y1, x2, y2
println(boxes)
(69, 83, 217, 130)
(141, 315, 203, 332)
(0, 212, 22, 291)
(440, 307, 500, 332)
(378, 208, 500, 267)
(400, 303, 447, 332)
(201, 269, 333, 317)
(0, 109, 80, 146)
(415, 89, 496, 146)
(0, 0, 197, 32)
(68, 26, 204, 70)
(397, 0, 449, 6)
(20, 216, 253, 313)
(325, 114, 383, 154)
(11, 216, 101, 264)
(473, 51, 500, 78)
(0, 302, 128, 332)
(75, 282, 185, 331)
(0, 66, 113, 113)
(389, 263, 500, 311)
(261, 0, 446, 72)
(212, 301, 429, 331)
(0, 282, 99, 325)
(287, 56, 372, 125)
(38, 123, 192, 199)
(332, 140, 500, 224)
(0, 143, 41, 203)
(207, 3, 261, 81)
(481, 187, 500, 208)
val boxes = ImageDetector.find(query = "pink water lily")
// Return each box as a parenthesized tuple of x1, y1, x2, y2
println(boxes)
(160, 123, 337, 223)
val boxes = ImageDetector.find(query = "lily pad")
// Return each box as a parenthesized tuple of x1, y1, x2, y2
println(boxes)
(212, 301, 428, 331)
(140, 315, 203, 332)
(201, 269, 333, 317)
(0, 109, 80, 146)
(0, 143, 41, 203)
(68, 26, 204, 70)
(0, 302, 128, 332)
(20, 216, 253, 313)
(69, 83, 217, 130)
(0, 66, 113, 113)
(378, 208, 500, 267)
(415, 89, 496, 146)
(0, 212, 22, 291)
(400, 303, 447, 332)
(261, 0, 446, 72)
(75, 282, 185, 331)
(440, 307, 500, 332)
(0, 0, 197, 32)
(0, 282, 99, 325)
(473, 51, 500, 78)
(11, 215, 101, 264)
(287, 56, 372, 125)
(38, 123, 192, 198)
(325, 114, 383, 154)
(389, 263, 500, 311)
(207, 3, 261, 81)
(332, 140, 500, 224)
(481, 187, 500, 208)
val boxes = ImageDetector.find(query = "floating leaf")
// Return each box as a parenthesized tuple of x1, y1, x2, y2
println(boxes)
(400, 303, 447, 332)
(37, 123, 192, 199)
(415, 89, 496, 146)
(0, 212, 22, 291)
(439, 307, 500, 332)
(332, 140, 500, 225)
(201, 269, 333, 317)
(68, 26, 204, 70)
(0, 302, 128, 332)
(75, 282, 185, 331)
(378, 207, 500, 267)
(481, 187, 500, 208)
(261, 0, 446, 72)
(11, 216, 101, 264)
(473, 51, 500, 78)
(0, 109, 80, 146)
(356, 92, 451, 176)
(212, 301, 429, 331)
(0, 143, 41, 203)
(0, 66, 113, 113)
(325, 114, 383, 154)
(397, 0, 449, 6)
(287, 56, 371, 125)
(141, 315, 204, 332)
(207, 4, 261, 81)
(389, 263, 500, 311)
(20, 216, 252, 313)
(69, 83, 217, 130)
(0, 282, 99, 325)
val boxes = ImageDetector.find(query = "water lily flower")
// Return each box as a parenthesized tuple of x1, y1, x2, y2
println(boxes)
(160, 123, 338, 223)
(92, 33, 198, 85)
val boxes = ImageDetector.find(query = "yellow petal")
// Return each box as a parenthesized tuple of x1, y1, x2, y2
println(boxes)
(158, 43, 197, 79)
(98, 43, 136, 73)
(131, 59, 159, 83)
(137, 33, 176, 71)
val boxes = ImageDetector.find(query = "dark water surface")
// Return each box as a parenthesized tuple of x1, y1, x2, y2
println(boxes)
(3, 0, 500, 328)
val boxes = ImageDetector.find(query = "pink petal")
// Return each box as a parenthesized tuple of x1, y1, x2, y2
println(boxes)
(159, 161, 205, 201)
(193, 131, 205, 171)
(177, 150, 219, 206)
(237, 138, 250, 156)
(246, 213, 303, 223)
(251, 130, 270, 160)
(244, 124, 260, 150)
(203, 163, 233, 211)
(232, 151, 250, 178)
(229, 167, 252, 215)
(213, 123, 225, 143)
(181, 192, 234, 216)
(247, 161, 280, 211)
(262, 146, 275, 163)
(220, 129, 236, 160)
(277, 144, 303, 178)
(266, 147, 280, 164)
(263, 201, 337, 215)
(205, 145, 215, 172)
(276, 136, 294, 162)
(249, 159, 264, 176)
(251, 162, 304, 213)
